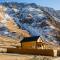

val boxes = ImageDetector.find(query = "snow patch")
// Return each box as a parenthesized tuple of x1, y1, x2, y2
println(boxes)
(1, 20, 7, 23)
(13, 8, 19, 12)
(53, 16, 60, 22)
(4, 14, 11, 19)
(50, 25, 55, 29)
(4, 31, 9, 34)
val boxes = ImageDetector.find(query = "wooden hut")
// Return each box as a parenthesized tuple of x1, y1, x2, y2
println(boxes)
(20, 36, 57, 49)
(20, 36, 39, 49)
(20, 36, 48, 49)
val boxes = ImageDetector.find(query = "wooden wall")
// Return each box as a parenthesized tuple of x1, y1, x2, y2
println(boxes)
(7, 48, 54, 56)
(21, 41, 36, 49)
(57, 50, 60, 56)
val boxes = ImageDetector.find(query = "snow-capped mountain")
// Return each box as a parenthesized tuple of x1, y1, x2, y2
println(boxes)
(0, 2, 60, 45)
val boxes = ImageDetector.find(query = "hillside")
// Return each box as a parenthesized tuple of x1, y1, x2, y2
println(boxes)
(0, 2, 60, 46)
(0, 4, 31, 48)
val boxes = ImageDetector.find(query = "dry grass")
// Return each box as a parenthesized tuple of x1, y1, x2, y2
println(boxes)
(0, 53, 59, 60)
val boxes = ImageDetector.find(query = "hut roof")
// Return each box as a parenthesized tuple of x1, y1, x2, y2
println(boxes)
(20, 36, 39, 43)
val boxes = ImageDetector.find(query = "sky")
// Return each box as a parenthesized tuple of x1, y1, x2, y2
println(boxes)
(0, 0, 60, 10)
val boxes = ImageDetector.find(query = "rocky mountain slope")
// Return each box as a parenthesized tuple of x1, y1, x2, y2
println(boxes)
(0, 2, 60, 45)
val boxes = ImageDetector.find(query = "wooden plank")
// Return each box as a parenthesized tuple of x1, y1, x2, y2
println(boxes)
(7, 48, 54, 56)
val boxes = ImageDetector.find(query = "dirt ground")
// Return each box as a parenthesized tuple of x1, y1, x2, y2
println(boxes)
(0, 53, 33, 60)
(0, 53, 59, 60)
